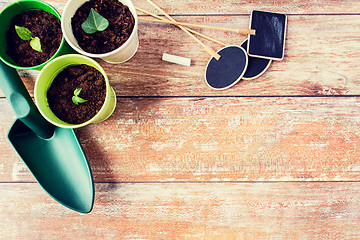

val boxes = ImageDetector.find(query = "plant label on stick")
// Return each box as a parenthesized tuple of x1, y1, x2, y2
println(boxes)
(205, 46, 248, 90)
(15, 25, 43, 52)
(82, 8, 109, 34)
(247, 10, 287, 61)
(241, 39, 272, 80)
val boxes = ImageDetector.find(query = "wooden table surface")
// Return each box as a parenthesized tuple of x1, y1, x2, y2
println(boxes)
(1, 0, 360, 239)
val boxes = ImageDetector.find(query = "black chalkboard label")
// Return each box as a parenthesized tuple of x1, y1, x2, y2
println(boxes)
(205, 45, 248, 90)
(241, 39, 272, 80)
(247, 10, 287, 61)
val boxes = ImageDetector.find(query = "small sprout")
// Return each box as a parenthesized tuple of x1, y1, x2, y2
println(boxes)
(81, 8, 109, 34)
(15, 25, 43, 52)
(72, 88, 88, 105)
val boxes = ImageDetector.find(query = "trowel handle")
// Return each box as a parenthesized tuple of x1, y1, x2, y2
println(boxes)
(0, 61, 54, 139)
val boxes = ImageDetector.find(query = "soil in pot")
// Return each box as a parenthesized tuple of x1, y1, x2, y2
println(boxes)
(6, 10, 62, 67)
(47, 64, 106, 124)
(71, 0, 135, 54)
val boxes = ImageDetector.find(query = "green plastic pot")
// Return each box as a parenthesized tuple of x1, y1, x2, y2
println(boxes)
(34, 54, 117, 128)
(0, 0, 73, 70)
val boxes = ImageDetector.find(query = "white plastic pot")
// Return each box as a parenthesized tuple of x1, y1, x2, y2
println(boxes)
(61, 0, 138, 64)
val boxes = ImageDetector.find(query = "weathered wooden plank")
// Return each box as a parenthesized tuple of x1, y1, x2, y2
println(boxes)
(6, 14, 359, 97)
(134, 0, 360, 15)
(2, 0, 360, 15)
(1, 182, 360, 239)
(1, 97, 360, 182)
(0, 0, 358, 238)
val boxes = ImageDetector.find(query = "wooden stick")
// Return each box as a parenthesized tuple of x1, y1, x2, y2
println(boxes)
(143, 0, 221, 60)
(136, 7, 227, 47)
(138, 16, 255, 35)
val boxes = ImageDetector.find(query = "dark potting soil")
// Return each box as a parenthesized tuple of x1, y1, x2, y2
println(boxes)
(6, 10, 62, 67)
(47, 64, 106, 124)
(71, 0, 135, 54)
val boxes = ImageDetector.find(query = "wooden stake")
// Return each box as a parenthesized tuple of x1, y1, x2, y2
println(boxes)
(138, 16, 255, 35)
(142, 1, 221, 60)
(136, 7, 227, 47)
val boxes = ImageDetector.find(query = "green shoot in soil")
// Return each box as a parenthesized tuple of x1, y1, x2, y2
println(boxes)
(81, 8, 109, 34)
(72, 88, 88, 105)
(15, 25, 42, 52)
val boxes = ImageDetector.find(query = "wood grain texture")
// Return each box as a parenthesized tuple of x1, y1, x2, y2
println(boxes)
(1, 14, 358, 97)
(2, 0, 360, 15)
(0, 0, 359, 236)
(1, 182, 360, 239)
(1, 97, 360, 182)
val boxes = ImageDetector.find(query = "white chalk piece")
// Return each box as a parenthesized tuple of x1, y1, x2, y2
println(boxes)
(162, 53, 191, 66)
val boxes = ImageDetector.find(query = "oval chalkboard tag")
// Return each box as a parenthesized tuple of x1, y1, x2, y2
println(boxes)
(241, 39, 272, 80)
(205, 45, 248, 90)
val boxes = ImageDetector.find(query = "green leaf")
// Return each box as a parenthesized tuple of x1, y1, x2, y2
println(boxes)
(30, 37, 42, 52)
(72, 96, 88, 105)
(15, 25, 32, 40)
(72, 96, 78, 105)
(72, 88, 88, 105)
(74, 88, 82, 96)
(81, 8, 109, 34)
(15, 26, 43, 52)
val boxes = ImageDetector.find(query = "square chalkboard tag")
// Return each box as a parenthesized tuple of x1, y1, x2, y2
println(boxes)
(247, 10, 287, 61)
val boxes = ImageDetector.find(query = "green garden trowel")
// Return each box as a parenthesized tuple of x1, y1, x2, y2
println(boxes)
(0, 60, 94, 213)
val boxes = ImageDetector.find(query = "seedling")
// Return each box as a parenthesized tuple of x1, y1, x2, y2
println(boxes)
(81, 8, 109, 34)
(15, 25, 42, 52)
(72, 88, 88, 105)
